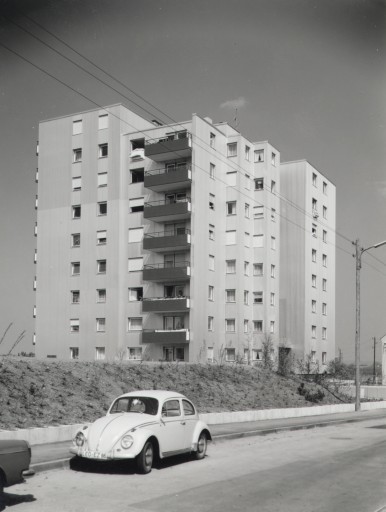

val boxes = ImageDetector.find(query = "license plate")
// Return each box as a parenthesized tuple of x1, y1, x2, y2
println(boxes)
(80, 449, 107, 460)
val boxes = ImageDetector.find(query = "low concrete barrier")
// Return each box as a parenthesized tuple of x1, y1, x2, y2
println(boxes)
(1, 401, 386, 446)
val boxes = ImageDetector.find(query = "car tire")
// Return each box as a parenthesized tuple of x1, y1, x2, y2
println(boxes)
(195, 431, 207, 460)
(136, 440, 154, 474)
(0, 473, 5, 512)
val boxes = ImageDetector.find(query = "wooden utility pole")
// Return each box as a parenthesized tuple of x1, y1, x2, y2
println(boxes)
(354, 239, 361, 411)
(373, 337, 377, 384)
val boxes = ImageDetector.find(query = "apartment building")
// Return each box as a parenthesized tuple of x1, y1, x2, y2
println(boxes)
(34, 104, 334, 367)
(279, 161, 336, 366)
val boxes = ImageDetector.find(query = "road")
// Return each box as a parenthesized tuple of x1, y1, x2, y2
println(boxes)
(5, 416, 386, 512)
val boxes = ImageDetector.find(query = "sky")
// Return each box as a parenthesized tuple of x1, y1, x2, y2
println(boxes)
(0, 0, 385, 363)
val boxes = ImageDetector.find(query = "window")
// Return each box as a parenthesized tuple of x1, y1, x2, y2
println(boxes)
(209, 224, 215, 240)
(128, 347, 142, 361)
(254, 291, 263, 304)
(312, 325, 316, 338)
(71, 233, 80, 247)
(128, 227, 144, 243)
(322, 303, 327, 315)
(97, 259, 106, 274)
(97, 202, 107, 216)
(253, 234, 264, 248)
(71, 262, 80, 275)
(70, 319, 79, 333)
(73, 148, 82, 162)
(226, 260, 236, 273)
(210, 162, 215, 179)
(208, 285, 214, 301)
(97, 230, 107, 245)
(253, 320, 263, 333)
(245, 174, 251, 190)
(311, 351, 316, 363)
(312, 198, 318, 217)
(312, 249, 317, 262)
(254, 149, 264, 162)
(252, 349, 262, 362)
(97, 172, 107, 187)
(312, 274, 317, 288)
(227, 201, 236, 215)
(322, 327, 327, 340)
(323, 254, 327, 267)
(312, 300, 316, 313)
(226, 172, 237, 186)
(128, 257, 143, 272)
(96, 318, 106, 332)
(97, 289, 106, 303)
(312, 172, 317, 187)
(98, 143, 108, 158)
(225, 348, 236, 362)
(129, 197, 144, 213)
(71, 290, 80, 304)
(323, 206, 327, 219)
(226, 230, 236, 245)
(95, 347, 106, 360)
(227, 142, 237, 157)
(245, 203, 250, 218)
(72, 176, 81, 191)
(312, 224, 317, 238)
(323, 182, 328, 195)
(207, 346, 214, 363)
(271, 264, 276, 278)
(225, 319, 235, 332)
(271, 236, 276, 250)
(128, 317, 142, 331)
(271, 152, 276, 166)
(208, 316, 214, 331)
(244, 232, 250, 247)
(245, 145, 250, 161)
(254, 205, 264, 219)
(209, 193, 215, 210)
(98, 114, 108, 130)
(72, 205, 81, 219)
(131, 168, 144, 183)
(254, 263, 263, 276)
(244, 291, 249, 305)
(210, 132, 215, 148)
(323, 230, 327, 243)
(255, 178, 264, 190)
(209, 254, 215, 271)
(70, 347, 79, 360)
(322, 278, 327, 291)
(128, 287, 143, 301)
(244, 261, 249, 276)
(270, 293, 275, 306)
(72, 120, 82, 135)
(270, 321, 275, 333)
(271, 208, 276, 222)
(322, 352, 327, 365)
(226, 289, 236, 303)
(271, 180, 276, 193)
(244, 320, 249, 333)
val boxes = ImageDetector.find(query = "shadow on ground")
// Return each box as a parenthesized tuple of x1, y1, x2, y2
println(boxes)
(0, 491, 36, 511)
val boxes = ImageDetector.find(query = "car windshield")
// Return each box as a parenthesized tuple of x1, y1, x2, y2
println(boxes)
(110, 397, 159, 415)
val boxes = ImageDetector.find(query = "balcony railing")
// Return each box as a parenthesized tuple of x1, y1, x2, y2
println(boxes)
(143, 261, 191, 282)
(143, 261, 190, 269)
(145, 164, 191, 176)
(145, 132, 192, 161)
(144, 197, 191, 208)
(143, 229, 191, 252)
(143, 198, 191, 222)
(142, 296, 190, 312)
(144, 229, 191, 239)
(142, 329, 190, 344)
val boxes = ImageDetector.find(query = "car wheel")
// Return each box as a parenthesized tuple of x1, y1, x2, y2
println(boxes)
(0, 473, 5, 512)
(136, 440, 154, 474)
(195, 431, 207, 460)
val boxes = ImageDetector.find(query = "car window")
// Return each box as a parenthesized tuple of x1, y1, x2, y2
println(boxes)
(182, 399, 195, 416)
(161, 399, 181, 417)
(110, 397, 159, 415)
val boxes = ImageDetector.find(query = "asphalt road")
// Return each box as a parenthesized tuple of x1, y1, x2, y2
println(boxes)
(5, 416, 386, 512)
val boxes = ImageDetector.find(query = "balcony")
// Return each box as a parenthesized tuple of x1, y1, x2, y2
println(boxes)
(145, 132, 192, 162)
(144, 165, 192, 192)
(144, 198, 191, 222)
(143, 229, 191, 253)
(142, 296, 190, 313)
(142, 329, 190, 344)
(143, 262, 191, 282)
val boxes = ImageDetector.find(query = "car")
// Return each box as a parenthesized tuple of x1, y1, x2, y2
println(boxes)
(70, 390, 211, 473)
(0, 440, 32, 495)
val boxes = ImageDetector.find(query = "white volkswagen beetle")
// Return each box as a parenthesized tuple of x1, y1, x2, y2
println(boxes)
(70, 390, 211, 473)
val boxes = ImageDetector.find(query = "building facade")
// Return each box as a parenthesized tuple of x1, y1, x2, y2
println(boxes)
(34, 104, 334, 367)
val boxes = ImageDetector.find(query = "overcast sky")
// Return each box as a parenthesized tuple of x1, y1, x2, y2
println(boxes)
(0, 0, 385, 363)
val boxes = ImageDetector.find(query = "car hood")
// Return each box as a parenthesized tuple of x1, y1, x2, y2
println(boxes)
(86, 413, 157, 452)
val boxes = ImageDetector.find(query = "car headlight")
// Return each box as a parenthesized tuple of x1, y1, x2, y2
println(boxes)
(121, 435, 134, 449)
(74, 432, 85, 447)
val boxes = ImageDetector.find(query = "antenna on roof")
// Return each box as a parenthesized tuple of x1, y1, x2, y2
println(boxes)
(234, 108, 239, 131)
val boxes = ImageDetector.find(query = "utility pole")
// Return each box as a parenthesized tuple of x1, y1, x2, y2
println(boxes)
(373, 336, 377, 384)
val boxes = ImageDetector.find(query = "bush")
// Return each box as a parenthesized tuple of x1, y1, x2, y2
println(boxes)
(297, 382, 325, 403)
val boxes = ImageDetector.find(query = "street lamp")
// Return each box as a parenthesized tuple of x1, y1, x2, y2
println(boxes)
(354, 238, 386, 411)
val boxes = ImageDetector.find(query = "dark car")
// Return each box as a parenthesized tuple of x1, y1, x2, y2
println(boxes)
(0, 440, 31, 493)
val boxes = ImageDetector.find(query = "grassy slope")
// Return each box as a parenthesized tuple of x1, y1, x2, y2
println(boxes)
(0, 358, 346, 430)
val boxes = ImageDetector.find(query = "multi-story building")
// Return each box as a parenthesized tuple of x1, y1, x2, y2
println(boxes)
(279, 160, 336, 366)
(34, 104, 334, 367)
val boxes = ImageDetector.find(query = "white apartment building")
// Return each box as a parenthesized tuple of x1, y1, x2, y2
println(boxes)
(34, 104, 334, 367)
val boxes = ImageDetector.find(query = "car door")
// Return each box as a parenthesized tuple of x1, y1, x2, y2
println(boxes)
(158, 399, 188, 456)
(182, 399, 197, 448)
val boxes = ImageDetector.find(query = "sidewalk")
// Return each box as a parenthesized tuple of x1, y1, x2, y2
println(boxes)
(29, 408, 386, 474)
